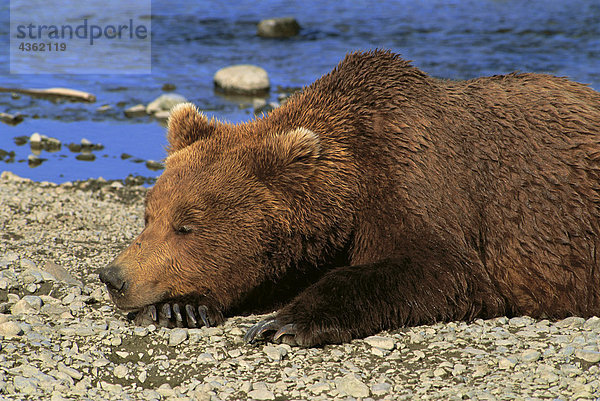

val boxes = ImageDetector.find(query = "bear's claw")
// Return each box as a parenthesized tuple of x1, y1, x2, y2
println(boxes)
(273, 323, 297, 341)
(245, 319, 298, 344)
(185, 304, 197, 326)
(173, 303, 183, 323)
(131, 299, 223, 329)
(197, 305, 211, 328)
(244, 318, 279, 343)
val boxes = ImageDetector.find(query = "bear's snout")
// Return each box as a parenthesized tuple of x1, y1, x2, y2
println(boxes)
(99, 265, 128, 294)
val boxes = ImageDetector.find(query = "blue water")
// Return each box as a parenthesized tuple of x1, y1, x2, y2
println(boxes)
(0, 0, 599, 183)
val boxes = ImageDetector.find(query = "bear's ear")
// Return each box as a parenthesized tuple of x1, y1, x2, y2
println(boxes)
(167, 103, 217, 154)
(253, 127, 320, 184)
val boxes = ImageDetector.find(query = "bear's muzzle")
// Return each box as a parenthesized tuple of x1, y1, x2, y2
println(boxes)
(98, 264, 128, 295)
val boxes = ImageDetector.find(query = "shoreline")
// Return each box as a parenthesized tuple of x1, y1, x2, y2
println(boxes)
(1, 174, 600, 400)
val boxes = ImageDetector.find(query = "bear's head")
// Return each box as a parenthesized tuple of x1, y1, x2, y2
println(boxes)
(99, 103, 355, 315)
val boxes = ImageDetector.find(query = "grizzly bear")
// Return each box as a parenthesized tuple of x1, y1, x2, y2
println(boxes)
(99, 50, 600, 347)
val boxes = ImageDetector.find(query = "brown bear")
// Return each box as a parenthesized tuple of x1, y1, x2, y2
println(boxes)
(99, 50, 600, 347)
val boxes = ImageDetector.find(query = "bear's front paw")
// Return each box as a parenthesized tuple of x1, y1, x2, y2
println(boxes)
(244, 312, 352, 347)
(130, 299, 224, 329)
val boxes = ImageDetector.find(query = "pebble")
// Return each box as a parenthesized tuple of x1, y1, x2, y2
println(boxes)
(57, 363, 83, 380)
(169, 328, 188, 346)
(335, 374, 370, 398)
(11, 299, 36, 314)
(263, 345, 288, 361)
(521, 349, 541, 362)
(0, 321, 23, 337)
(214, 65, 270, 95)
(257, 17, 301, 38)
(575, 349, 600, 363)
(248, 388, 275, 400)
(371, 382, 391, 395)
(364, 335, 395, 350)
(114, 365, 129, 379)
(133, 327, 149, 336)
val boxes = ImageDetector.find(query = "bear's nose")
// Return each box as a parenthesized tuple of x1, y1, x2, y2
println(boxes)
(98, 265, 127, 293)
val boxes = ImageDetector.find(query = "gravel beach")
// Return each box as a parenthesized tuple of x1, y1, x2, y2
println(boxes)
(1, 172, 600, 401)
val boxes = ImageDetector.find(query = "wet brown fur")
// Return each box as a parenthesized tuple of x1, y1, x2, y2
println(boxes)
(104, 50, 600, 346)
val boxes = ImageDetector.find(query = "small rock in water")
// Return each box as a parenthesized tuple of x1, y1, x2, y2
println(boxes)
(162, 83, 176, 91)
(146, 93, 187, 115)
(76, 152, 96, 162)
(0, 112, 24, 125)
(153, 110, 171, 124)
(30, 132, 42, 147)
(257, 17, 301, 38)
(146, 160, 164, 171)
(124, 104, 147, 118)
(214, 65, 270, 95)
(28, 154, 46, 167)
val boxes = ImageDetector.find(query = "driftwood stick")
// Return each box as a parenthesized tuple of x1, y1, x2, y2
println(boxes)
(0, 87, 96, 102)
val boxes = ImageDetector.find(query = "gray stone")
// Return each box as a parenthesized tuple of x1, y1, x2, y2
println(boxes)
(133, 327, 149, 336)
(57, 363, 83, 380)
(21, 295, 43, 310)
(498, 356, 518, 369)
(335, 374, 370, 398)
(11, 299, 36, 314)
(257, 17, 300, 38)
(0, 321, 23, 338)
(521, 349, 541, 363)
(575, 349, 600, 363)
(364, 335, 395, 350)
(307, 382, 330, 394)
(214, 65, 270, 95)
(41, 262, 82, 287)
(248, 388, 275, 400)
(146, 94, 187, 115)
(169, 328, 188, 346)
(263, 345, 288, 361)
(138, 370, 147, 383)
(197, 353, 215, 363)
(556, 316, 585, 328)
(584, 316, 600, 330)
(371, 382, 391, 395)
(114, 365, 128, 379)
(13, 376, 38, 394)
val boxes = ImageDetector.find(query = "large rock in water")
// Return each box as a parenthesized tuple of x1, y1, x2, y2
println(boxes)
(257, 17, 300, 38)
(213, 65, 270, 95)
